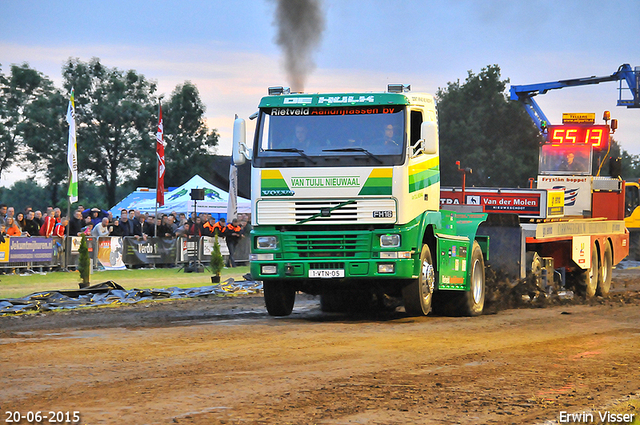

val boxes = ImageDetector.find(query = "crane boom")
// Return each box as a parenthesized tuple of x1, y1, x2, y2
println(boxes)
(510, 64, 640, 132)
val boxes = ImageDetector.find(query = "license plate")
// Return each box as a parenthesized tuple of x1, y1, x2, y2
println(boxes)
(309, 269, 345, 278)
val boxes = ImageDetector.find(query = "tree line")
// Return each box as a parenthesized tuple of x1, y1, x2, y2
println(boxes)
(0, 57, 219, 211)
(1, 61, 638, 212)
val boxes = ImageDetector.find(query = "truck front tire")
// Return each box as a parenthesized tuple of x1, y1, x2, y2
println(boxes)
(264, 280, 295, 316)
(402, 244, 435, 316)
(582, 243, 599, 298)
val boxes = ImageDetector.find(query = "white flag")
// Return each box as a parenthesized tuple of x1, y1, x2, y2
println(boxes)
(66, 88, 78, 204)
(227, 158, 238, 222)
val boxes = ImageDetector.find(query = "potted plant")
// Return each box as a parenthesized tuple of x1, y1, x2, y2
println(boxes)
(210, 234, 225, 283)
(78, 234, 91, 288)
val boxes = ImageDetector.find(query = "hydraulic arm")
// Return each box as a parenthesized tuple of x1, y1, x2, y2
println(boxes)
(510, 64, 640, 132)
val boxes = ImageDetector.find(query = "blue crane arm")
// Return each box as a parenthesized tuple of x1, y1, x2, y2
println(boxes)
(510, 64, 639, 132)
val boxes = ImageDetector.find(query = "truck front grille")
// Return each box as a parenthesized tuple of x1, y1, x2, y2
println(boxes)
(282, 232, 371, 259)
(256, 198, 397, 225)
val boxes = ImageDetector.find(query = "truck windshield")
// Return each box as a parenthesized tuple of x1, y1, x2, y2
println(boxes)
(538, 144, 592, 175)
(253, 105, 406, 167)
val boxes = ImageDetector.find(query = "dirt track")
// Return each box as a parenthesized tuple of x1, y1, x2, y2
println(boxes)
(1, 270, 640, 425)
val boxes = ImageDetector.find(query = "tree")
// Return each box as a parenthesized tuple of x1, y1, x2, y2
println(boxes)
(210, 234, 225, 282)
(136, 82, 219, 188)
(0, 178, 48, 212)
(436, 65, 543, 187)
(597, 138, 640, 180)
(0, 178, 113, 213)
(20, 85, 69, 207)
(78, 234, 91, 288)
(62, 58, 157, 207)
(0, 63, 56, 178)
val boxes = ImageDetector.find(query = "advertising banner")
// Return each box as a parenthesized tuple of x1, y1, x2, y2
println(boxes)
(537, 175, 592, 217)
(201, 236, 229, 260)
(441, 188, 545, 218)
(0, 238, 10, 262)
(124, 237, 178, 265)
(7, 237, 54, 263)
(97, 237, 126, 270)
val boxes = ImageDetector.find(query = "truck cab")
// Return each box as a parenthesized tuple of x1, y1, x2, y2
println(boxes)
(235, 85, 488, 317)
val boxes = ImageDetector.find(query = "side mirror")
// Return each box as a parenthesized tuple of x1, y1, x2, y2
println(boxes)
(232, 118, 247, 165)
(421, 121, 438, 155)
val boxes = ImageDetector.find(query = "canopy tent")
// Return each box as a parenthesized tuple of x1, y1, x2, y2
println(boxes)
(110, 175, 250, 218)
(109, 188, 157, 216)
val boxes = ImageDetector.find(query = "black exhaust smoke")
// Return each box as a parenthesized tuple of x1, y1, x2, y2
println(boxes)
(273, 0, 325, 92)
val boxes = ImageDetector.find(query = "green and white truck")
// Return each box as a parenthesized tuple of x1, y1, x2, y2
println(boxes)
(233, 85, 489, 316)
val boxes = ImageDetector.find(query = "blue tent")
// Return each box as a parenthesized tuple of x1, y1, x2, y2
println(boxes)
(110, 175, 250, 218)
(109, 188, 157, 217)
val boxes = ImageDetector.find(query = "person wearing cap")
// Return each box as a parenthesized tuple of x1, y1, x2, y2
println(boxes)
(82, 207, 108, 227)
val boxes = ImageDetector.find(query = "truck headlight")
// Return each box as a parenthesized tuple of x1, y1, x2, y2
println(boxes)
(256, 236, 278, 249)
(378, 263, 395, 273)
(261, 265, 278, 274)
(380, 234, 400, 247)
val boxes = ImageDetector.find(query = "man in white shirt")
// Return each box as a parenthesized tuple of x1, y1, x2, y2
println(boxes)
(92, 217, 111, 237)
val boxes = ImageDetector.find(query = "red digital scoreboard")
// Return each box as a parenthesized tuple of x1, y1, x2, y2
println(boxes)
(547, 125, 610, 152)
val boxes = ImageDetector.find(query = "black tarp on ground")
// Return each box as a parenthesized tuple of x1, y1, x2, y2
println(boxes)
(0, 279, 262, 315)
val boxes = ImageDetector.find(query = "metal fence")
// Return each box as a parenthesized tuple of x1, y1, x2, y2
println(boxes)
(0, 235, 250, 271)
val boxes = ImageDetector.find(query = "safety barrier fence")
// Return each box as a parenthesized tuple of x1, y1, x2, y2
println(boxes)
(0, 235, 250, 271)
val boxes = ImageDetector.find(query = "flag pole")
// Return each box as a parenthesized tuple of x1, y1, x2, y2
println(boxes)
(155, 100, 160, 238)
(65, 88, 78, 271)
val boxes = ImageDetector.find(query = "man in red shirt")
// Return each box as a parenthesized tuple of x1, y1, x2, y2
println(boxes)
(53, 217, 69, 238)
(39, 210, 56, 237)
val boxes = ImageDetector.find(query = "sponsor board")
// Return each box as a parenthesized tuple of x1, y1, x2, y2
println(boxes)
(440, 188, 554, 218)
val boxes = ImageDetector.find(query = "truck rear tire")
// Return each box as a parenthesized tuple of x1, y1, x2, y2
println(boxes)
(459, 241, 486, 316)
(402, 244, 434, 316)
(575, 242, 599, 298)
(597, 241, 612, 296)
(263, 280, 295, 316)
(432, 241, 485, 316)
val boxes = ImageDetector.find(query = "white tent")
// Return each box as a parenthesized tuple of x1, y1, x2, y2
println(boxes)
(112, 175, 250, 217)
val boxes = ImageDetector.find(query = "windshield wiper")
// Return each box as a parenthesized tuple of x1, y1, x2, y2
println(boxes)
(322, 148, 383, 164)
(263, 148, 317, 164)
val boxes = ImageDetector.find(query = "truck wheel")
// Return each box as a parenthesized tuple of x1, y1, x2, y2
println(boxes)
(597, 241, 613, 296)
(263, 280, 295, 316)
(458, 241, 486, 316)
(577, 243, 599, 298)
(402, 244, 435, 316)
(526, 251, 543, 291)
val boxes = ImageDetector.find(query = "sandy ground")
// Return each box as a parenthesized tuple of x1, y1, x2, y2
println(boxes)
(1, 270, 640, 425)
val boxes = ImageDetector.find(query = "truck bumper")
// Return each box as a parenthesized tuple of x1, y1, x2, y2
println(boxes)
(251, 258, 417, 281)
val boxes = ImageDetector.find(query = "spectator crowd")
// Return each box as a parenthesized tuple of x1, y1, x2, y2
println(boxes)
(0, 204, 249, 267)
